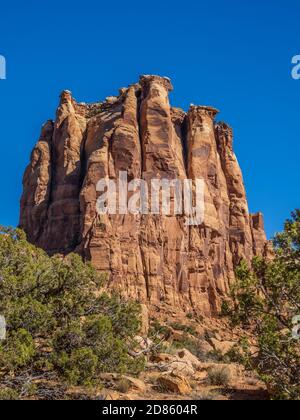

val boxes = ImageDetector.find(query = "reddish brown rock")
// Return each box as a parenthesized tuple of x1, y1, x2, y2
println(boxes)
(157, 373, 192, 395)
(250, 212, 267, 256)
(20, 75, 268, 316)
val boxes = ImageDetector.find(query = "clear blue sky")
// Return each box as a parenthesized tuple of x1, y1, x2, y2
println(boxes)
(0, 0, 299, 238)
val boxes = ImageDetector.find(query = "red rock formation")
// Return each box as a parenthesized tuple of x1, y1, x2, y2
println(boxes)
(20, 75, 268, 315)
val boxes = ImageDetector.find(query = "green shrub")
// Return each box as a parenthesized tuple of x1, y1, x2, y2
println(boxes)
(0, 226, 144, 394)
(54, 348, 98, 386)
(224, 345, 247, 364)
(149, 320, 172, 338)
(0, 387, 19, 400)
(170, 322, 197, 336)
(206, 349, 224, 362)
(116, 378, 131, 393)
(0, 329, 35, 370)
(224, 210, 300, 400)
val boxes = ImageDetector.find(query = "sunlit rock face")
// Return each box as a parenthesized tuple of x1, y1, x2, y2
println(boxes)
(20, 75, 268, 315)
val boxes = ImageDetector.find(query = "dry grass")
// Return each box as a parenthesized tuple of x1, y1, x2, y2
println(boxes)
(207, 366, 232, 386)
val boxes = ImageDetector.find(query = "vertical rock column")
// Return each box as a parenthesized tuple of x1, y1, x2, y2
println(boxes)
(251, 212, 267, 256)
(215, 122, 254, 265)
(79, 86, 149, 302)
(20, 121, 54, 245)
(186, 106, 231, 314)
(44, 90, 86, 253)
(139, 75, 188, 307)
(21, 90, 87, 254)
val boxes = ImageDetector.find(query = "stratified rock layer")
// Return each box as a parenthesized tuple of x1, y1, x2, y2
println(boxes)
(20, 75, 268, 315)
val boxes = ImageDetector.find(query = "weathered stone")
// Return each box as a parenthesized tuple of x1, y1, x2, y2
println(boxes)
(197, 339, 215, 357)
(176, 349, 202, 370)
(150, 351, 196, 378)
(117, 376, 147, 393)
(134, 336, 153, 351)
(168, 361, 195, 378)
(210, 338, 235, 356)
(20, 75, 268, 316)
(157, 373, 192, 395)
(99, 390, 120, 400)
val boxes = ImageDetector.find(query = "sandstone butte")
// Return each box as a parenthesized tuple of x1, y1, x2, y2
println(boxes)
(20, 75, 270, 316)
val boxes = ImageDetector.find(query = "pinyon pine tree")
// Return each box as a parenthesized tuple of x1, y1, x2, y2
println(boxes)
(0, 227, 144, 399)
(224, 210, 300, 400)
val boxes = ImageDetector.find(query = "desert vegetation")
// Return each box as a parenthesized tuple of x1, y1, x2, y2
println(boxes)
(0, 211, 299, 400)
(0, 227, 144, 399)
(224, 210, 300, 400)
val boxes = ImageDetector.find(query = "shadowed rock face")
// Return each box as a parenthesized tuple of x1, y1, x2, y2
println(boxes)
(20, 75, 268, 315)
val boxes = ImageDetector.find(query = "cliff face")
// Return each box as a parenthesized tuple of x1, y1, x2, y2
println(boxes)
(20, 75, 268, 315)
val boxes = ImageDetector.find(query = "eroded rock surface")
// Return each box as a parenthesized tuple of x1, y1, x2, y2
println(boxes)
(20, 75, 268, 315)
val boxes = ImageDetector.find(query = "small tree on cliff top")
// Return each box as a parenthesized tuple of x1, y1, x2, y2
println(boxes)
(224, 210, 300, 400)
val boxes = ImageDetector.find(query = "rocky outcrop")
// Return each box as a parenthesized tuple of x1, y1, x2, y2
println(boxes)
(157, 373, 192, 395)
(20, 75, 268, 315)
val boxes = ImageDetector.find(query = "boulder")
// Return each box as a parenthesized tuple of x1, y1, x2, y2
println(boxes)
(210, 338, 235, 356)
(176, 349, 201, 370)
(157, 373, 192, 395)
(168, 361, 195, 378)
(151, 353, 177, 363)
(117, 376, 147, 393)
(197, 339, 214, 357)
